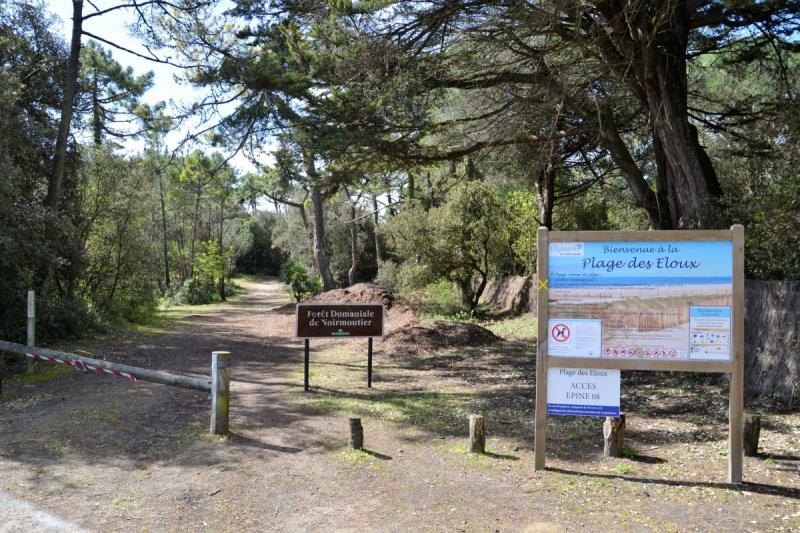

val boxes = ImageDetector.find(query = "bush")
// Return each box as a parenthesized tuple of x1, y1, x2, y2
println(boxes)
(38, 294, 97, 341)
(390, 181, 508, 313)
(279, 260, 323, 302)
(374, 260, 401, 292)
(176, 278, 215, 305)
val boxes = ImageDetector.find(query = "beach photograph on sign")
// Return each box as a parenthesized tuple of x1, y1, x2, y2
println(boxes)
(548, 241, 732, 361)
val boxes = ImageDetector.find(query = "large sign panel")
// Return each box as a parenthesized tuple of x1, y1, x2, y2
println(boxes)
(296, 304, 384, 338)
(548, 241, 733, 361)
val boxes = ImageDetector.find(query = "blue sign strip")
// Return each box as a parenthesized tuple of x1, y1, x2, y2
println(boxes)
(547, 403, 620, 417)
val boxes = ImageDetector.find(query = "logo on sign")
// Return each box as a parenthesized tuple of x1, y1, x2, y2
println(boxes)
(551, 323, 571, 342)
(549, 242, 584, 257)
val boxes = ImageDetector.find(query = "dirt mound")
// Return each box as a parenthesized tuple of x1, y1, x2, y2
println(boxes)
(381, 320, 499, 355)
(306, 283, 419, 332)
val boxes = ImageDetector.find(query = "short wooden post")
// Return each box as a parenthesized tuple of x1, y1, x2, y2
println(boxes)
(210, 351, 231, 435)
(603, 414, 626, 458)
(26, 290, 35, 374)
(743, 413, 761, 456)
(469, 414, 485, 454)
(348, 416, 363, 450)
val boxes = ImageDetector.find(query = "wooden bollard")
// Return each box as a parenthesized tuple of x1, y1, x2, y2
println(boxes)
(743, 413, 761, 456)
(603, 414, 626, 457)
(469, 414, 485, 454)
(210, 351, 231, 435)
(348, 417, 364, 450)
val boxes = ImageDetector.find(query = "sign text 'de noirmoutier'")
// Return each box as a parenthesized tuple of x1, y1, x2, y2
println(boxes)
(296, 304, 384, 338)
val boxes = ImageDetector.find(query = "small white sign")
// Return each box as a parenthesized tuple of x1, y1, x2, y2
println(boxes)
(547, 367, 620, 417)
(548, 318, 602, 358)
(549, 242, 584, 257)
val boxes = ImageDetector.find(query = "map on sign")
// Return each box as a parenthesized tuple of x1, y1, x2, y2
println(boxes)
(548, 241, 733, 361)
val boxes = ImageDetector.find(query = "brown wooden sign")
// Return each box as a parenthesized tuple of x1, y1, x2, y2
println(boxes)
(296, 304, 385, 338)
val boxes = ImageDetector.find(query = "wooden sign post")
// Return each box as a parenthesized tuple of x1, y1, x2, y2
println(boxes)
(534, 226, 745, 483)
(296, 303, 385, 391)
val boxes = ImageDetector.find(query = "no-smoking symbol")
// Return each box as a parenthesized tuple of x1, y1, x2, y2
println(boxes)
(551, 323, 570, 342)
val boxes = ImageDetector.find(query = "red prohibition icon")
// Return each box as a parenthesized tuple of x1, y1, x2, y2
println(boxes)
(551, 323, 571, 342)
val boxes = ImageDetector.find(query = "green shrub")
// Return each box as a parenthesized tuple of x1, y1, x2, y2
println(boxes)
(38, 294, 96, 341)
(422, 279, 463, 315)
(176, 278, 215, 305)
(280, 260, 323, 302)
(374, 260, 400, 292)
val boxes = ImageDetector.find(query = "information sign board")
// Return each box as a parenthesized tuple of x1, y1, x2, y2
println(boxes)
(534, 227, 745, 484)
(296, 304, 384, 338)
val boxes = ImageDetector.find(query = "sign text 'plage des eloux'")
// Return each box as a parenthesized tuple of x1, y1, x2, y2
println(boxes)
(296, 304, 385, 338)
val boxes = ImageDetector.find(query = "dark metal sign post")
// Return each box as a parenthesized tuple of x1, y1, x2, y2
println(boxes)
(296, 304, 385, 391)
(304, 338, 310, 392)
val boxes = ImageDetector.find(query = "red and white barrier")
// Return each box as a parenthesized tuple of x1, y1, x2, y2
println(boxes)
(25, 352, 137, 382)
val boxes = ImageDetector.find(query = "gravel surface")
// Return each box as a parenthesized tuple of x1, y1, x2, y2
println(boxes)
(1, 278, 798, 532)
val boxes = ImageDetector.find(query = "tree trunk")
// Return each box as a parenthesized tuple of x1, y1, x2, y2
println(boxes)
(637, 5, 725, 229)
(471, 269, 489, 315)
(91, 64, 102, 146)
(189, 189, 201, 278)
(310, 186, 335, 290)
(532, 142, 557, 230)
(587, 2, 725, 229)
(296, 200, 319, 275)
(348, 202, 358, 286)
(158, 174, 170, 292)
(46, 0, 83, 219)
(372, 195, 384, 263)
(218, 195, 226, 300)
(107, 189, 136, 306)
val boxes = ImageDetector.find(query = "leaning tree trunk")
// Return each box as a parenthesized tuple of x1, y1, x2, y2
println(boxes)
(372, 195, 385, 264)
(46, 0, 83, 219)
(40, 0, 83, 287)
(310, 186, 336, 290)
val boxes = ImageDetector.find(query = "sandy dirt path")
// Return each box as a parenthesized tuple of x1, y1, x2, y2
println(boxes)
(1, 278, 799, 532)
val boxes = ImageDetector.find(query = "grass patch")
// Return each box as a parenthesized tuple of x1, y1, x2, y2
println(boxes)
(443, 443, 495, 468)
(622, 446, 638, 459)
(419, 310, 537, 341)
(339, 448, 383, 467)
(67, 407, 121, 424)
(303, 390, 477, 435)
(484, 315, 537, 339)
(608, 463, 634, 475)
(126, 275, 263, 334)
(15, 364, 74, 385)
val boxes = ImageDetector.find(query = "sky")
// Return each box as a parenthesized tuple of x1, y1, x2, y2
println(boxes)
(44, 0, 258, 173)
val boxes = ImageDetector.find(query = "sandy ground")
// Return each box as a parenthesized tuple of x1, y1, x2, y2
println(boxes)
(1, 278, 799, 532)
